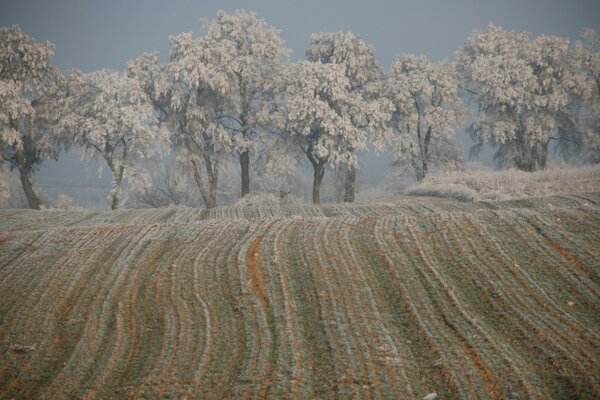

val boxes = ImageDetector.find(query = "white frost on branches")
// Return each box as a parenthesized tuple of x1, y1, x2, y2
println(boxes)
(278, 61, 391, 203)
(306, 31, 387, 201)
(60, 69, 170, 209)
(0, 25, 65, 209)
(166, 34, 234, 208)
(0, 166, 9, 206)
(574, 28, 600, 162)
(307, 31, 383, 91)
(172, 10, 290, 197)
(0, 80, 31, 151)
(130, 11, 291, 207)
(457, 23, 586, 171)
(382, 55, 465, 180)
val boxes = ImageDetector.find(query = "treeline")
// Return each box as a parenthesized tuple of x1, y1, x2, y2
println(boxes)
(1, 11, 599, 209)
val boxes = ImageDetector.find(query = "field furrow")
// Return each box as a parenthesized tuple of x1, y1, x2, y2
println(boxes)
(0, 192, 599, 399)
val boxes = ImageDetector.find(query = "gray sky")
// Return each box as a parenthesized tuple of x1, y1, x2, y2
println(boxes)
(2, 0, 600, 202)
(2, 0, 599, 72)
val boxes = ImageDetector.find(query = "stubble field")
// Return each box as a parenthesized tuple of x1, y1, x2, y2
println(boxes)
(1, 193, 599, 399)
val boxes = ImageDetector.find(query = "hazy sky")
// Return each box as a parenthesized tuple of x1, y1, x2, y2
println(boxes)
(2, 0, 600, 198)
(2, 0, 599, 72)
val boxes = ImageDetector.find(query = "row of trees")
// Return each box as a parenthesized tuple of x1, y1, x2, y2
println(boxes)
(1, 11, 599, 209)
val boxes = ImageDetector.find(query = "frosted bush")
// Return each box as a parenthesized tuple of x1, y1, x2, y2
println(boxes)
(232, 192, 305, 208)
(55, 194, 74, 210)
(0, 170, 9, 207)
(233, 193, 280, 207)
(406, 165, 600, 201)
(406, 183, 480, 202)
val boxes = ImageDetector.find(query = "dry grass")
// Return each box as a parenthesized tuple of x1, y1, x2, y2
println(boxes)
(405, 165, 600, 201)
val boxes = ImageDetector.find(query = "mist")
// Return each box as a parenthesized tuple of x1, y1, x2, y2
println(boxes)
(1, 0, 599, 209)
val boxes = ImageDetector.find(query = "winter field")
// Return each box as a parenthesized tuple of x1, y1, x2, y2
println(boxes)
(1, 192, 599, 399)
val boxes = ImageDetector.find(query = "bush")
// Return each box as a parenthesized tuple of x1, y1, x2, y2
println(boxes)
(405, 165, 600, 201)
(232, 192, 305, 207)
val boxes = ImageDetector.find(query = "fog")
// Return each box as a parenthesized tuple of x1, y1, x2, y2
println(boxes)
(1, 0, 599, 208)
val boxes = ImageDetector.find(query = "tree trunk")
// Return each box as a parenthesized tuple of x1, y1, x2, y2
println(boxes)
(419, 158, 429, 182)
(14, 136, 41, 209)
(189, 150, 221, 209)
(514, 146, 536, 172)
(110, 174, 123, 210)
(107, 140, 128, 211)
(207, 169, 218, 209)
(110, 164, 125, 210)
(111, 186, 121, 210)
(18, 168, 41, 209)
(414, 158, 426, 182)
(312, 162, 325, 204)
(515, 158, 534, 172)
(513, 127, 537, 172)
(240, 150, 250, 197)
(418, 126, 431, 182)
(538, 141, 549, 169)
(190, 159, 215, 209)
(206, 187, 217, 208)
(343, 165, 356, 202)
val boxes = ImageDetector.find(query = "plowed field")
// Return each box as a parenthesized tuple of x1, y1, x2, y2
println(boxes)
(1, 193, 599, 399)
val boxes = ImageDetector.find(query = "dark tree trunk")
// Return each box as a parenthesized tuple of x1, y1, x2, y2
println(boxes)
(14, 134, 42, 209)
(190, 159, 218, 209)
(207, 168, 218, 209)
(191, 161, 208, 208)
(111, 186, 121, 210)
(538, 141, 549, 169)
(203, 151, 220, 209)
(418, 126, 431, 182)
(515, 158, 535, 172)
(512, 127, 538, 172)
(312, 162, 325, 204)
(419, 158, 429, 182)
(207, 184, 217, 208)
(514, 145, 537, 172)
(18, 168, 41, 210)
(110, 169, 124, 210)
(184, 136, 220, 209)
(343, 165, 356, 202)
(107, 140, 127, 210)
(240, 150, 250, 197)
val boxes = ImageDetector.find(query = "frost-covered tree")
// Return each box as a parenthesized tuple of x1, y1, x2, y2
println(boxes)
(0, 26, 66, 209)
(168, 33, 243, 209)
(457, 23, 586, 171)
(188, 10, 290, 197)
(147, 11, 288, 204)
(278, 61, 390, 204)
(60, 69, 170, 209)
(127, 44, 233, 209)
(130, 167, 201, 208)
(126, 52, 172, 123)
(574, 28, 600, 163)
(382, 55, 465, 181)
(306, 31, 384, 201)
(0, 166, 9, 207)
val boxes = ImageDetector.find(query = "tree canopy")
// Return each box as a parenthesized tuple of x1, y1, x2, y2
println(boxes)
(0, 25, 66, 208)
